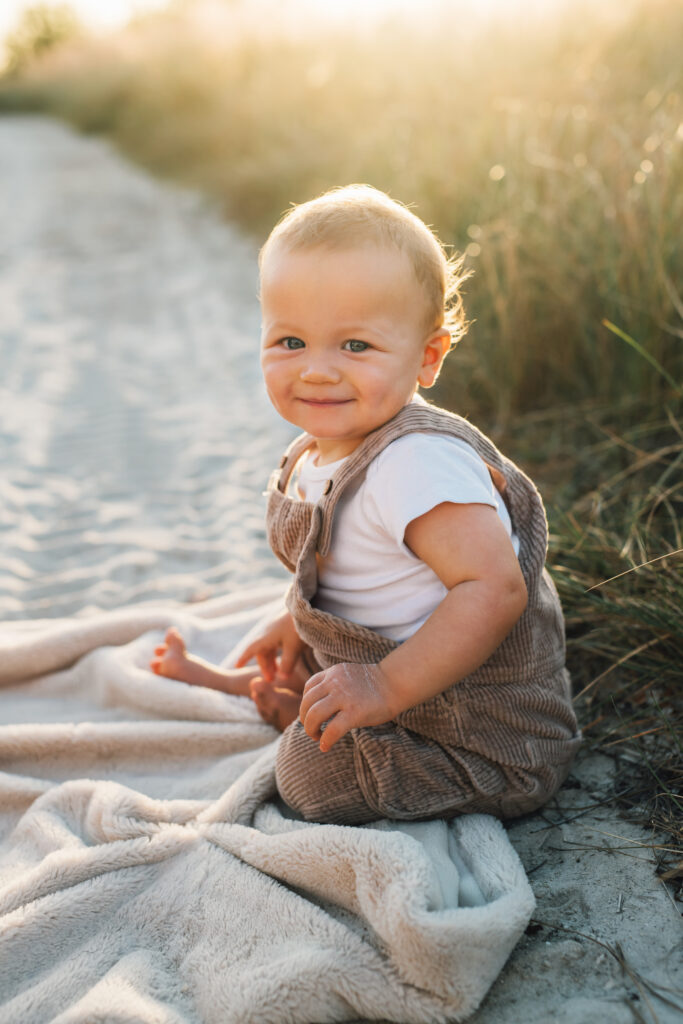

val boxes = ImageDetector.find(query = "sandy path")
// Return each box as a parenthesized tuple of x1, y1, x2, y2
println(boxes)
(0, 117, 680, 1024)
(0, 115, 292, 620)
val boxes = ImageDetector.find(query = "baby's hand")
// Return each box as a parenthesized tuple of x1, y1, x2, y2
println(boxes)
(298, 662, 397, 752)
(235, 609, 304, 685)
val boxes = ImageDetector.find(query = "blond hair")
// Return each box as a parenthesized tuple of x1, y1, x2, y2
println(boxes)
(259, 184, 470, 345)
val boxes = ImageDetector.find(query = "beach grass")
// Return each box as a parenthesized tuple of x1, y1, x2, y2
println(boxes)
(1, 0, 680, 420)
(1, 0, 681, 806)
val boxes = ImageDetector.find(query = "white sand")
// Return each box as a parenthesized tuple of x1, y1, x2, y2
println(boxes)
(0, 116, 680, 1023)
(0, 115, 292, 620)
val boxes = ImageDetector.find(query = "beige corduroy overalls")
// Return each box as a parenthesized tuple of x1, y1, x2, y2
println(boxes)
(267, 400, 581, 825)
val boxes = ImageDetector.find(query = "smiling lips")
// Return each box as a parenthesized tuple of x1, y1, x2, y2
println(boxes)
(297, 398, 353, 406)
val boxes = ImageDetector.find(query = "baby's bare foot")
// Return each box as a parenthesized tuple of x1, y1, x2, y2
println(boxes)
(250, 676, 302, 732)
(277, 654, 311, 694)
(150, 627, 191, 681)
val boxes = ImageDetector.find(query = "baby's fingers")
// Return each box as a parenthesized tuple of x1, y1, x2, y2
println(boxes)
(278, 642, 300, 678)
(298, 671, 327, 722)
(301, 691, 339, 742)
(317, 711, 352, 753)
(234, 642, 258, 668)
(256, 652, 277, 682)
(235, 643, 276, 680)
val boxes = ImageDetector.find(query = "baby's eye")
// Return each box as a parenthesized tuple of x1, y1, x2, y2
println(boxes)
(343, 339, 370, 352)
(280, 337, 305, 350)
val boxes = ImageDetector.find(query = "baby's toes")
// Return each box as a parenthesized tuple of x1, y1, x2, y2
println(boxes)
(250, 678, 277, 726)
(164, 627, 185, 653)
(149, 658, 161, 674)
(249, 676, 269, 703)
(154, 644, 167, 656)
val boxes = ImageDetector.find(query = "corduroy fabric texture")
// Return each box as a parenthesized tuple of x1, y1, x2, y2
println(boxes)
(269, 399, 581, 824)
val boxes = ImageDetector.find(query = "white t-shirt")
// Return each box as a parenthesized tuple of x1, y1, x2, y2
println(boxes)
(294, 432, 520, 642)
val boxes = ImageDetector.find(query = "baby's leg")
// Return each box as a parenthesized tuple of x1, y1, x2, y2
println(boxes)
(150, 627, 260, 696)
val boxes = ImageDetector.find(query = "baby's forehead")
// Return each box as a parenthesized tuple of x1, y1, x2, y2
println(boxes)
(259, 243, 438, 335)
(261, 238, 420, 290)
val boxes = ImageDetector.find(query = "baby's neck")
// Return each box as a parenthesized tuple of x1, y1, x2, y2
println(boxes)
(313, 439, 364, 466)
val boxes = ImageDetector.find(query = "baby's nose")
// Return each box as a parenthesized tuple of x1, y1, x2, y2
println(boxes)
(299, 359, 341, 383)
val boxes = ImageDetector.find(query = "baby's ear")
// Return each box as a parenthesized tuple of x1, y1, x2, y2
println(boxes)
(418, 328, 451, 388)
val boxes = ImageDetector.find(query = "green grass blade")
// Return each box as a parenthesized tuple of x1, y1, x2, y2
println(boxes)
(602, 320, 682, 395)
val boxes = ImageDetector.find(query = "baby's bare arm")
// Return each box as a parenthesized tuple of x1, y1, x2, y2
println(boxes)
(381, 500, 527, 711)
(298, 501, 527, 751)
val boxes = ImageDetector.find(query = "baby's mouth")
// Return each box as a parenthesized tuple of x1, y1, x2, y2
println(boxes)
(298, 398, 353, 406)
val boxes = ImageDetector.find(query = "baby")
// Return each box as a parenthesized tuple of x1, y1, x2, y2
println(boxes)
(150, 185, 580, 825)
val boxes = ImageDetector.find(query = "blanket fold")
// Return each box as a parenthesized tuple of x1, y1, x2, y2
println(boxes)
(0, 587, 534, 1024)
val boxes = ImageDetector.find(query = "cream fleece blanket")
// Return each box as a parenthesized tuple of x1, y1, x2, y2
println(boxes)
(0, 584, 535, 1024)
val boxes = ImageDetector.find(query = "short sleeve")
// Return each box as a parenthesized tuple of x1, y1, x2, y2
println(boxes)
(363, 433, 499, 548)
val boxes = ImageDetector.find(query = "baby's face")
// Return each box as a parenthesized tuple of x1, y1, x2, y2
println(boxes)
(260, 242, 448, 464)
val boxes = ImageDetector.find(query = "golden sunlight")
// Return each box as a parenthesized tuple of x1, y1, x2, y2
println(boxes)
(0, 1, 166, 37)
(0, 0, 592, 43)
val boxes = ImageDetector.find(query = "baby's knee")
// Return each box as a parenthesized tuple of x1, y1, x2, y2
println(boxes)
(275, 722, 376, 825)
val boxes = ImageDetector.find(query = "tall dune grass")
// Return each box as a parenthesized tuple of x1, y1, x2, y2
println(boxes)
(1, 0, 681, 765)
(1, 0, 680, 419)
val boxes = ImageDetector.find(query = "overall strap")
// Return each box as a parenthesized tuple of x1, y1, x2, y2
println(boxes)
(270, 432, 317, 495)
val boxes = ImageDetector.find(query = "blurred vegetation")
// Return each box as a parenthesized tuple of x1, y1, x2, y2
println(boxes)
(0, 1, 680, 419)
(2, 3, 82, 76)
(0, 0, 681, 768)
